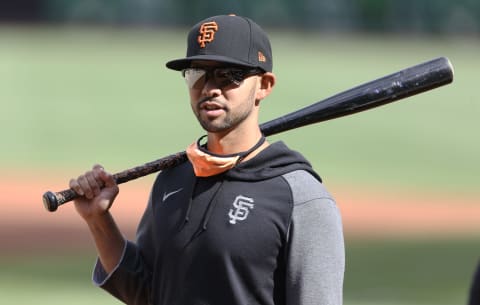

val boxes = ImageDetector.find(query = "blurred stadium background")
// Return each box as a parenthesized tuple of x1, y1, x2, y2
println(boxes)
(1, 1, 479, 305)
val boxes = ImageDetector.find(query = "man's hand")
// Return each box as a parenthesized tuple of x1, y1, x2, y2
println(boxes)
(69, 164, 119, 221)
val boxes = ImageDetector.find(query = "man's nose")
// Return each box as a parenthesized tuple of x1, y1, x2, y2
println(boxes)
(201, 74, 222, 95)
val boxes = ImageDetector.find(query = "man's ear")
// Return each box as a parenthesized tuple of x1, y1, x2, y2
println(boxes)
(255, 72, 276, 102)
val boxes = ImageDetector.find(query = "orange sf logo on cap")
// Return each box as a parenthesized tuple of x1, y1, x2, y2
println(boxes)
(198, 21, 218, 48)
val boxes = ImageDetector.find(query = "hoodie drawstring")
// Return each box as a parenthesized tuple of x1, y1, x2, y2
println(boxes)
(183, 179, 224, 232)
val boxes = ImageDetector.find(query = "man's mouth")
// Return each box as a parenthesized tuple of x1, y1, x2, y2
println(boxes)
(201, 102, 223, 111)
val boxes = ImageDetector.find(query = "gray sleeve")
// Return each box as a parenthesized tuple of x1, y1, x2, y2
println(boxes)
(284, 170, 345, 305)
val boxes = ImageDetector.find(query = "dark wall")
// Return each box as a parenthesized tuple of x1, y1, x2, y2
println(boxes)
(0, 0, 43, 22)
(1, 0, 479, 35)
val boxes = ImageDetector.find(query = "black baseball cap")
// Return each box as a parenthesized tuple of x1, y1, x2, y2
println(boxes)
(166, 14, 273, 72)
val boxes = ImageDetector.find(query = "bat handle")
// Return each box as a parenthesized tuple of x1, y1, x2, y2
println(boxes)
(43, 189, 78, 212)
(43, 151, 189, 212)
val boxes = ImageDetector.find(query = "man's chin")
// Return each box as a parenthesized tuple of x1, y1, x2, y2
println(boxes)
(199, 121, 233, 133)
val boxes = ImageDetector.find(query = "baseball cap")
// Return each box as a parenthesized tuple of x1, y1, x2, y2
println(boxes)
(166, 14, 273, 72)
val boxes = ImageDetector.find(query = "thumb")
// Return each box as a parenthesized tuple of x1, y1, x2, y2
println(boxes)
(97, 168, 119, 210)
(99, 167, 117, 188)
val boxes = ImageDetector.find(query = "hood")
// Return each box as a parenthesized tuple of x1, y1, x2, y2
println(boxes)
(224, 141, 322, 182)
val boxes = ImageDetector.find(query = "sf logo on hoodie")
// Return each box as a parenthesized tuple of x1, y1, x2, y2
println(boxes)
(228, 195, 254, 224)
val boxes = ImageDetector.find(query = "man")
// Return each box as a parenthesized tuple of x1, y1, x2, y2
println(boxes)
(469, 262, 480, 305)
(69, 14, 345, 305)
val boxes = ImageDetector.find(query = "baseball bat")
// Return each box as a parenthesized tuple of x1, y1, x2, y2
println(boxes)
(43, 56, 454, 212)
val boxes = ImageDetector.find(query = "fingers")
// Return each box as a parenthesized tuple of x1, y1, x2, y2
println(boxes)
(69, 169, 101, 199)
(96, 165, 116, 188)
(69, 164, 115, 200)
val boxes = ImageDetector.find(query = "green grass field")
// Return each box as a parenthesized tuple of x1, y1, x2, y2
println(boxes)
(1, 26, 478, 192)
(1, 239, 478, 305)
(1, 26, 479, 305)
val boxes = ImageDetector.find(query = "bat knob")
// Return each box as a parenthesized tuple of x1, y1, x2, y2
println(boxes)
(43, 191, 59, 212)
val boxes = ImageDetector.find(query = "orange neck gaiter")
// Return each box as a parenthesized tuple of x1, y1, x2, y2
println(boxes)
(186, 135, 266, 177)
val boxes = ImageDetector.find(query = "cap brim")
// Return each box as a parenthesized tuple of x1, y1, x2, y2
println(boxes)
(166, 54, 258, 71)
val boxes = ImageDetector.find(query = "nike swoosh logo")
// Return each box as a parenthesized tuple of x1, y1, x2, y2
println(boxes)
(162, 188, 183, 202)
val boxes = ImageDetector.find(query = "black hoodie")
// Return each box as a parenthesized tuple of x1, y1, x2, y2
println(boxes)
(93, 141, 345, 305)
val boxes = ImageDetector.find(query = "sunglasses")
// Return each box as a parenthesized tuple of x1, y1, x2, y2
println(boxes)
(182, 67, 263, 90)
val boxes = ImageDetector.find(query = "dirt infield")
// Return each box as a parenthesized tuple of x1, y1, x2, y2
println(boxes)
(1, 172, 479, 253)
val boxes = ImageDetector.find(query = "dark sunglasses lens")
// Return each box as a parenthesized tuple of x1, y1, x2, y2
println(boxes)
(213, 68, 240, 87)
(183, 67, 258, 89)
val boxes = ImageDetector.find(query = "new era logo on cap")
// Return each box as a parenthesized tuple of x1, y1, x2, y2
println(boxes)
(166, 14, 273, 72)
(258, 51, 266, 62)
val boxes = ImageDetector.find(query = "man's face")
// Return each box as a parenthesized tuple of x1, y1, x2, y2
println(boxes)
(186, 61, 262, 134)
